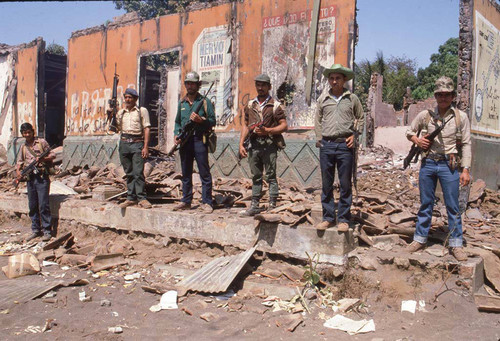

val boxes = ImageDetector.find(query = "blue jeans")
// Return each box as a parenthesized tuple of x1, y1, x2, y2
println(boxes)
(27, 174, 51, 234)
(180, 134, 213, 206)
(319, 140, 353, 223)
(414, 159, 462, 247)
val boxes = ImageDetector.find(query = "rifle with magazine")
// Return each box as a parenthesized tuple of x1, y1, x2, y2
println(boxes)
(106, 63, 119, 134)
(168, 82, 214, 157)
(403, 113, 455, 169)
(13, 146, 52, 188)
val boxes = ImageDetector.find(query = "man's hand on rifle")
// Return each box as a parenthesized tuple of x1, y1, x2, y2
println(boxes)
(174, 136, 181, 145)
(190, 112, 204, 124)
(254, 125, 268, 136)
(346, 135, 355, 149)
(411, 135, 431, 150)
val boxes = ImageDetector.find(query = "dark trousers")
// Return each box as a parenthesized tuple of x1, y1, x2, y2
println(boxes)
(319, 140, 353, 223)
(180, 135, 213, 206)
(248, 137, 279, 198)
(27, 174, 51, 234)
(119, 141, 146, 201)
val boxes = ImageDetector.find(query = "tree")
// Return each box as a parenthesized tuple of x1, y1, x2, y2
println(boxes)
(412, 38, 459, 100)
(46, 43, 66, 56)
(113, 0, 221, 19)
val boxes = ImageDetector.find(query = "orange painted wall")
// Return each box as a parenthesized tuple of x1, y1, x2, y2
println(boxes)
(16, 45, 39, 132)
(66, 0, 356, 136)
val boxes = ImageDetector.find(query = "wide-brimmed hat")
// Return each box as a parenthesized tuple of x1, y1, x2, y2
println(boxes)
(322, 64, 354, 80)
(434, 76, 455, 94)
(185, 71, 201, 83)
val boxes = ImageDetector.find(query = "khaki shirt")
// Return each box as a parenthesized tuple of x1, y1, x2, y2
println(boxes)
(314, 89, 364, 140)
(116, 106, 151, 135)
(16, 138, 54, 169)
(406, 107, 472, 168)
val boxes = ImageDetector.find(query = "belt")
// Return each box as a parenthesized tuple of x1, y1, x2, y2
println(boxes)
(322, 136, 347, 143)
(121, 136, 143, 143)
(425, 153, 447, 161)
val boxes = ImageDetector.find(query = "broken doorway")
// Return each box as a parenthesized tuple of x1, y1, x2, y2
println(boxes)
(42, 53, 66, 147)
(139, 51, 180, 148)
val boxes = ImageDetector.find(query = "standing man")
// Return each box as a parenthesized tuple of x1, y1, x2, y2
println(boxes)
(115, 88, 152, 209)
(406, 76, 471, 261)
(16, 123, 55, 241)
(239, 74, 288, 216)
(173, 71, 216, 213)
(314, 64, 364, 232)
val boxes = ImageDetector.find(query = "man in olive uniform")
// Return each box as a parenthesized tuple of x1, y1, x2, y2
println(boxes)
(173, 71, 216, 213)
(16, 123, 56, 242)
(116, 88, 152, 209)
(314, 64, 364, 232)
(239, 73, 288, 216)
(406, 76, 471, 261)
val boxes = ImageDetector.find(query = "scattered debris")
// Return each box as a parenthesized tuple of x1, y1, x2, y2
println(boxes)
(2, 253, 40, 278)
(108, 326, 123, 334)
(150, 291, 178, 312)
(323, 315, 376, 335)
(199, 312, 219, 322)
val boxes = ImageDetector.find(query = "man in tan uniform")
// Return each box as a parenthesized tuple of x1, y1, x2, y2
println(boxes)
(406, 76, 471, 261)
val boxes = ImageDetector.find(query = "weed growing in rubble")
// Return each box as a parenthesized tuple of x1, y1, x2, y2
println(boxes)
(302, 252, 321, 286)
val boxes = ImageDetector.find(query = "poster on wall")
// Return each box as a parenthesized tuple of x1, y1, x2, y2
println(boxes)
(472, 11, 500, 138)
(191, 26, 233, 130)
(261, 6, 336, 129)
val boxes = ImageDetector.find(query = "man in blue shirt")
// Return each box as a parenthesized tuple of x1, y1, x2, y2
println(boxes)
(173, 72, 216, 213)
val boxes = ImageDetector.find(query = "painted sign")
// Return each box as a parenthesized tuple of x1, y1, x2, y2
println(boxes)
(261, 6, 337, 129)
(191, 26, 233, 129)
(472, 11, 500, 137)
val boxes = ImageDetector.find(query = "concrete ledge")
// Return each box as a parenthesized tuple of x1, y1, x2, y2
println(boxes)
(0, 194, 355, 264)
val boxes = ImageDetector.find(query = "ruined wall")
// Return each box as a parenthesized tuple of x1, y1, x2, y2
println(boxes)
(467, 0, 500, 189)
(368, 73, 397, 128)
(16, 44, 40, 133)
(406, 97, 436, 124)
(0, 54, 15, 151)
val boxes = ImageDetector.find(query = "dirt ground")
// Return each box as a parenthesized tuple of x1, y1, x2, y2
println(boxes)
(0, 214, 499, 341)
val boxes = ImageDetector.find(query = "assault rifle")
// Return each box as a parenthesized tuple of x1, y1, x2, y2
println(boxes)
(13, 146, 53, 188)
(239, 121, 263, 162)
(167, 82, 214, 157)
(106, 63, 119, 134)
(403, 113, 455, 169)
(352, 130, 359, 200)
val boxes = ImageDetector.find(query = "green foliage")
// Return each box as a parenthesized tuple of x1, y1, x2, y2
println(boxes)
(113, 0, 220, 19)
(46, 43, 66, 56)
(145, 52, 179, 71)
(302, 252, 321, 286)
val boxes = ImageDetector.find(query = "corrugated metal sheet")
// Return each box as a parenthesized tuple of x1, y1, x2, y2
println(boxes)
(177, 246, 256, 294)
(0, 279, 63, 309)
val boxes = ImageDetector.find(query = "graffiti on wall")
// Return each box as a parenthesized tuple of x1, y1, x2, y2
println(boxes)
(18, 101, 35, 128)
(472, 11, 500, 137)
(66, 84, 134, 134)
(262, 6, 336, 129)
(191, 26, 233, 129)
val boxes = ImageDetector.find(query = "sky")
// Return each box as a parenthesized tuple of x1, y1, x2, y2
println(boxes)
(0, 0, 463, 70)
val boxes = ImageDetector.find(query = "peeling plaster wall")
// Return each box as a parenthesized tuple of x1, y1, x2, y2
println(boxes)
(16, 45, 39, 132)
(0, 54, 15, 151)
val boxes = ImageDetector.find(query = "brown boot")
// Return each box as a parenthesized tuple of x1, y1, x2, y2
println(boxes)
(450, 247, 468, 261)
(406, 241, 426, 253)
(316, 221, 335, 230)
(138, 199, 152, 209)
(173, 202, 191, 211)
(119, 200, 137, 208)
(337, 222, 349, 232)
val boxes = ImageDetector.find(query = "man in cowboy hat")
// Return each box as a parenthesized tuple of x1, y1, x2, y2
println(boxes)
(114, 87, 152, 209)
(314, 64, 364, 232)
(405, 76, 471, 261)
(172, 71, 216, 213)
(239, 73, 288, 216)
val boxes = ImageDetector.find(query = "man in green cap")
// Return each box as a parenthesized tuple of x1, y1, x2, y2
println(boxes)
(239, 73, 288, 215)
(405, 76, 471, 261)
(314, 64, 364, 231)
(173, 71, 216, 213)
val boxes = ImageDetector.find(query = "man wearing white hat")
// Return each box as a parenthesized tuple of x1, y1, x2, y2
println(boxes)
(314, 64, 364, 232)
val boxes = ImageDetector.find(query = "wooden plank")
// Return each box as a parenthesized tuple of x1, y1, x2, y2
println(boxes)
(304, 0, 321, 105)
(474, 294, 500, 313)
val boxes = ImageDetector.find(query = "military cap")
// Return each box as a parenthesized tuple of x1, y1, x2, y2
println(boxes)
(322, 63, 354, 80)
(124, 88, 139, 98)
(254, 74, 271, 84)
(434, 76, 455, 94)
(20, 122, 34, 133)
(185, 71, 201, 83)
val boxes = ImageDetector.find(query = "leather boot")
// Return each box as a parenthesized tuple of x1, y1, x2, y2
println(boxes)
(242, 197, 263, 216)
(268, 196, 278, 210)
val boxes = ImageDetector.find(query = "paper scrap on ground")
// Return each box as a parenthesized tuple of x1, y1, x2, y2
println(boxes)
(401, 300, 417, 314)
(150, 290, 178, 312)
(323, 315, 375, 335)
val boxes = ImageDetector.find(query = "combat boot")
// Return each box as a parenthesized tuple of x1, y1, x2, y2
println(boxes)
(242, 197, 263, 216)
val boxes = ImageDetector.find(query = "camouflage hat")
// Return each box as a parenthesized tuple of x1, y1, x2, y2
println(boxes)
(185, 71, 201, 83)
(322, 63, 354, 80)
(254, 73, 271, 84)
(124, 88, 139, 98)
(434, 76, 455, 94)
